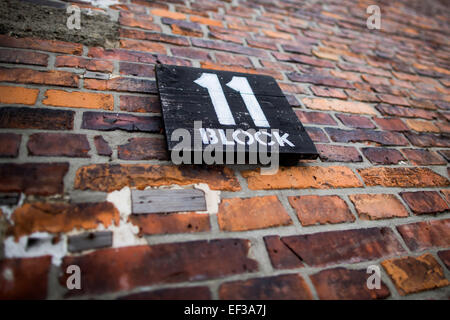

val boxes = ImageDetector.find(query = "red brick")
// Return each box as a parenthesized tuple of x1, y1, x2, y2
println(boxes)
(349, 194, 409, 220)
(219, 274, 312, 300)
(119, 28, 190, 47)
(404, 132, 450, 147)
(377, 104, 436, 120)
(373, 117, 408, 131)
(302, 98, 376, 115)
(170, 47, 211, 60)
(316, 144, 362, 162)
(10, 202, 119, 239)
(0, 48, 48, 66)
(406, 119, 440, 133)
(119, 12, 161, 31)
(60, 239, 257, 296)
(88, 47, 158, 64)
(361, 147, 406, 165)
(150, 8, 186, 20)
(0, 85, 39, 105)
(81, 112, 161, 133)
(0, 133, 21, 158)
(119, 95, 161, 113)
(75, 164, 240, 192)
(295, 110, 337, 125)
(0, 107, 73, 130)
(242, 166, 363, 190)
(55, 56, 114, 73)
(119, 62, 155, 78)
(401, 149, 446, 166)
(289, 74, 351, 89)
(27, 133, 90, 158)
(397, 219, 450, 251)
(400, 191, 449, 215)
(84, 78, 157, 94)
(336, 114, 375, 129)
(382, 254, 449, 296)
(0, 35, 82, 55)
(311, 267, 390, 300)
(247, 39, 278, 51)
(358, 167, 449, 188)
(94, 136, 112, 157)
(438, 250, 450, 270)
(218, 196, 292, 232)
(119, 286, 211, 300)
(288, 195, 355, 226)
(338, 62, 391, 77)
(441, 189, 450, 203)
(264, 236, 304, 269)
(262, 29, 293, 40)
(280, 227, 405, 267)
(129, 212, 210, 235)
(0, 256, 51, 299)
(305, 127, 329, 142)
(191, 15, 222, 27)
(345, 89, 380, 102)
(191, 38, 268, 58)
(326, 128, 409, 146)
(0, 67, 78, 87)
(277, 54, 334, 68)
(0, 163, 68, 195)
(118, 137, 167, 160)
(362, 74, 390, 86)
(43, 90, 114, 110)
(310, 86, 347, 99)
(120, 39, 167, 54)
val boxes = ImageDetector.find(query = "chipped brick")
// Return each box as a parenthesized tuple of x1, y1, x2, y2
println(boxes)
(0, 107, 74, 130)
(361, 147, 406, 164)
(397, 219, 450, 251)
(27, 133, 90, 158)
(118, 137, 168, 160)
(349, 194, 409, 220)
(316, 144, 362, 162)
(400, 191, 449, 215)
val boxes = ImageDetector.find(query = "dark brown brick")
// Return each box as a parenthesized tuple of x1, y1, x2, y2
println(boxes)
(311, 267, 390, 300)
(0, 107, 74, 130)
(60, 239, 257, 296)
(264, 236, 304, 270)
(336, 114, 375, 129)
(0, 48, 48, 66)
(27, 133, 90, 158)
(118, 137, 168, 160)
(401, 149, 446, 165)
(404, 132, 450, 147)
(0, 163, 68, 195)
(219, 274, 313, 300)
(119, 62, 155, 78)
(0, 256, 51, 299)
(119, 286, 211, 300)
(288, 195, 355, 226)
(119, 95, 161, 113)
(94, 136, 112, 157)
(288, 73, 352, 89)
(0, 133, 21, 158)
(282, 44, 312, 55)
(0, 35, 82, 55)
(326, 128, 409, 146)
(81, 112, 162, 133)
(295, 110, 337, 125)
(191, 38, 268, 58)
(438, 250, 450, 270)
(400, 191, 449, 215)
(397, 219, 450, 251)
(376, 104, 436, 120)
(280, 228, 405, 267)
(305, 127, 329, 143)
(316, 144, 362, 162)
(361, 147, 406, 165)
(373, 117, 409, 131)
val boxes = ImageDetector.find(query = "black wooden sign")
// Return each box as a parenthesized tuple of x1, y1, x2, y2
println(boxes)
(155, 64, 318, 165)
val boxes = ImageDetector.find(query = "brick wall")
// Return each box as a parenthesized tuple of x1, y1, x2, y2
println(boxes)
(0, 0, 449, 300)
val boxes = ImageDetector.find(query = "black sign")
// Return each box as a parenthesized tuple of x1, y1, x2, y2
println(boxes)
(155, 64, 318, 165)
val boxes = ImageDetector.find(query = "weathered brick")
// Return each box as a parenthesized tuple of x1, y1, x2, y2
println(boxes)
(406, 119, 440, 133)
(0, 67, 78, 87)
(43, 90, 114, 110)
(361, 147, 406, 165)
(336, 114, 375, 129)
(280, 228, 405, 267)
(119, 286, 211, 300)
(264, 236, 304, 269)
(242, 166, 363, 190)
(438, 250, 450, 270)
(218, 196, 292, 232)
(220, 274, 313, 300)
(10, 202, 119, 239)
(88, 47, 158, 64)
(289, 74, 351, 88)
(0, 133, 21, 158)
(295, 110, 337, 125)
(120, 39, 167, 54)
(84, 78, 157, 94)
(277, 54, 334, 68)
(55, 56, 114, 73)
(120, 95, 161, 113)
(316, 144, 362, 162)
(282, 44, 312, 55)
(0, 107, 74, 130)
(94, 136, 112, 157)
(326, 128, 409, 146)
(377, 104, 436, 120)
(288, 195, 355, 226)
(119, 62, 155, 78)
(310, 86, 347, 99)
(349, 194, 408, 220)
(302, 98, 377, 115)
(0, 85, 39, 105)
(0, 35, 82, 55)
(81, 111, 161, 133)
(305, 127, 329, 143)
(150, 8, 186, 20)
(401, 149, 446, 166)
(0, 163, 68, 195)
(404, 132, 450, 147)
(262, 29, 293, 40)
(75, 164, 240, 192)
(118, 137, 168, 160)
(0, 256, 51, 299)
(191, 38, 268, 58)
(170, 47, 211, 60)
(311, 267, 390, 300)
(373, 117, 408, 131)
(119, 28, 190, 47)
(382, 254, 449, 296)
(60, 239, 257, 295)
(27, 133, 90, 158)
(0, 48, 48, 66)
(358, 167, 449, 188)
(129, 212, 210, 235)
(345, 89, 380, 102)
(397, 219, 450, 251)
(119, 11, 161, 31)
(400, 191, 449, 215)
